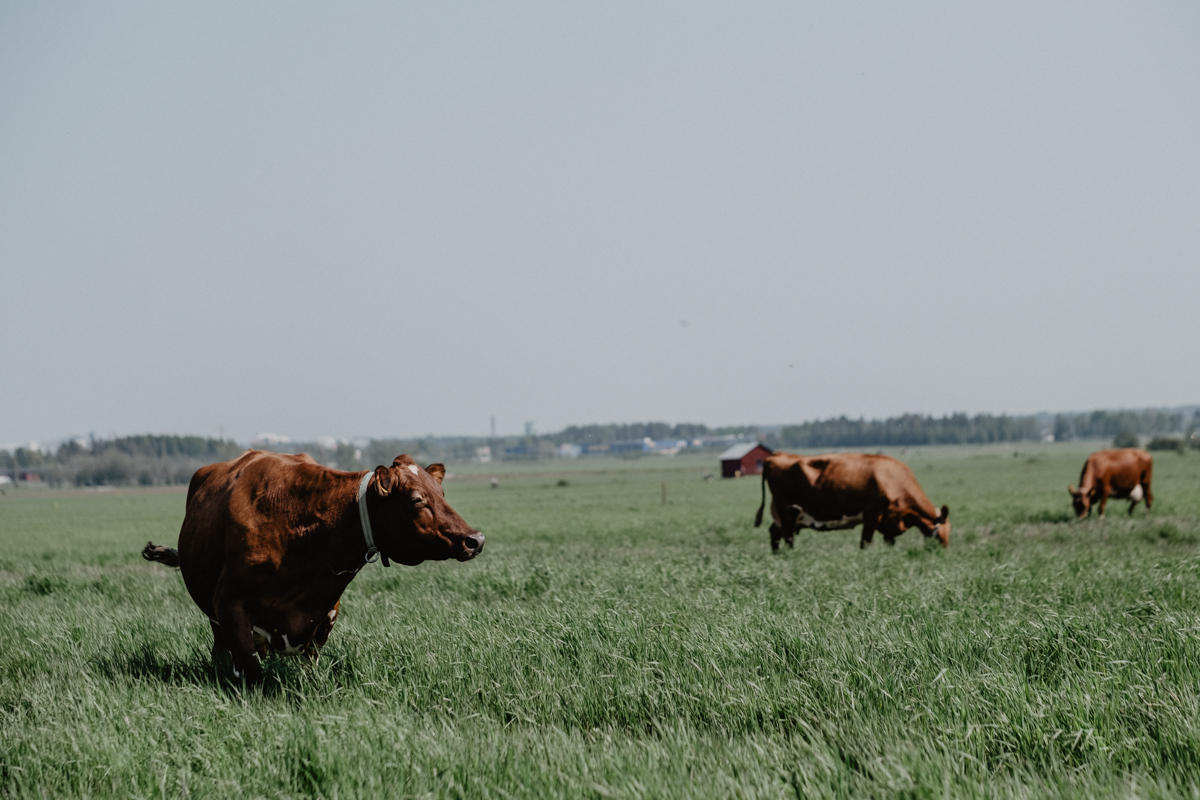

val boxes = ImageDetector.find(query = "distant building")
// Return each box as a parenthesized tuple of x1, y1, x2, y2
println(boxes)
(557, 444, 582, 458)
(719, 442, 773, 478)
(475, 446, 492, 463)
(609, 438, 654, 455)
(252, 432, 291, 446)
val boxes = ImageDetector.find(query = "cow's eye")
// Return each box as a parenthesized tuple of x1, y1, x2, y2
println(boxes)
(411, 495, 426, 508)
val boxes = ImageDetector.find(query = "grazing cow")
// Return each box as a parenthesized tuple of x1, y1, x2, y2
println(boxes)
(754, 452, 950, 551)
(142, 450, 484, 683)
(1068, 449, 1153, 517)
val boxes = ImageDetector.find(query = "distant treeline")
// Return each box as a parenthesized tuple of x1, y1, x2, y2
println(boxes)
(780, 409, 1195, 449)
(2, 408, 1196, 486)
(1052, 409, 1187, 442)
(2, 435, 244, 487)
(781, 413, 1040, 448)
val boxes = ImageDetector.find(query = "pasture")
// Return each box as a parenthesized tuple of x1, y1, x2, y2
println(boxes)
(2, 443, 1200, 798)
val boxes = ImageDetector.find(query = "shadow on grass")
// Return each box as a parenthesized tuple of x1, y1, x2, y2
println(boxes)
(1139, 521, 1199, 546)
(1010, 508, 1076, 525)
(93, 643, 361, 697)
(95, 644, 227, 689)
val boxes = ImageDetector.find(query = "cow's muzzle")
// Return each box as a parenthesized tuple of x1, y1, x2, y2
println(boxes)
(458, 532, 485, 560)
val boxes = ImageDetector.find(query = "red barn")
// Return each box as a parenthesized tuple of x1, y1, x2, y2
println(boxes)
(720, 442, 773, 478)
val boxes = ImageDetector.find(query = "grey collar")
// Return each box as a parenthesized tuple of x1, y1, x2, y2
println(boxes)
(356, 472, 386, 566)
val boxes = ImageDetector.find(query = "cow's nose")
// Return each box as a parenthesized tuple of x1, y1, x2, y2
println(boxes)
(465, 533, 485, 553)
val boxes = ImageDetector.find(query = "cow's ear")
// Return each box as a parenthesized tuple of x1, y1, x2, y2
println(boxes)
(425, 463, 446, 485)
(374, 466, 394, 496)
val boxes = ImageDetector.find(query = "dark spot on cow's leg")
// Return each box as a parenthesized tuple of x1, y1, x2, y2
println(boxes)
(770, 525, 782, 553)
(785, 534, 794, 550)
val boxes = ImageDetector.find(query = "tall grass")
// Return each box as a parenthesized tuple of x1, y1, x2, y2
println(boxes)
(1, 443, 1199, 798)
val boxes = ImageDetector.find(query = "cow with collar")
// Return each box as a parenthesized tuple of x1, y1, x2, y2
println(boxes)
(143, 450, 484, 683)
(1068, 448, 1153, 517)
(754, 452, 950, 551)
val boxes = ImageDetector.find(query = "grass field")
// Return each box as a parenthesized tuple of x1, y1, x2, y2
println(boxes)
(3, 442, 1200, 798)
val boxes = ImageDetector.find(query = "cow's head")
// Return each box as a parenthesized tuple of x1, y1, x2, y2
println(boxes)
(369, 455, 485, 565)
(1067, 485, 1090, 517)
(933, 505, 951, 547)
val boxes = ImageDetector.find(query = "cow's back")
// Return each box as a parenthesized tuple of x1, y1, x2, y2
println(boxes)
(767, 452, 936, 517)
(814, 453, 935, 515)
(1083, 449, 1152, 490)
(177, 450, 319, 618)
(867, 455, 939, 515)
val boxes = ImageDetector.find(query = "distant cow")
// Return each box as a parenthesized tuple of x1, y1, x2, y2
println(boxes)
(1068, 449, 1153, 517)
(754, 452, 950, 550)
(143, 450, 484, 683)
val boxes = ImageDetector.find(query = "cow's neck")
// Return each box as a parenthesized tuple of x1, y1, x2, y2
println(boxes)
(1079, 465, 1097, 493)
(321, 476, 390, 579)
(355, 471, 389, 566)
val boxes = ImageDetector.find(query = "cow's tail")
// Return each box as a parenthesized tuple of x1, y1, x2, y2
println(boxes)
(142, 541, 180, 568)
(754, 471, 767, 528)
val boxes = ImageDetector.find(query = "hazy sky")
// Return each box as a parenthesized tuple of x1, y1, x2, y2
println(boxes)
(2, 2, 1197, 444)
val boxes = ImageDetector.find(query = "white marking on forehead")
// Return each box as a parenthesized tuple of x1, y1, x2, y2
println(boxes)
(407, 465, 419, 475)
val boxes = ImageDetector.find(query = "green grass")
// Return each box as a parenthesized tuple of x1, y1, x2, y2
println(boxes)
(2, 443, 1200, 798)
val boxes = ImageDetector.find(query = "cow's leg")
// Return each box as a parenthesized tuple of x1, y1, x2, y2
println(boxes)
(770, 504, 797, 553)
(860, 514, 878, 549)
(208, 618, 229, 664)
(1144, 483, 1153, 512)
(880, 515, 905, 546)
(214, 592, 262, 684)
(1097, 491, 1109, 517)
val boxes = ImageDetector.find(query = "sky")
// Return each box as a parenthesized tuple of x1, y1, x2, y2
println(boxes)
(1, 2, 1198, 444)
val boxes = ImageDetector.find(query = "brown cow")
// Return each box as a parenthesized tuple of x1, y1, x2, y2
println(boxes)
(1068, 448, 1153, 517)
(754, 452, 950, 551)
(142, 450, 484, 683)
